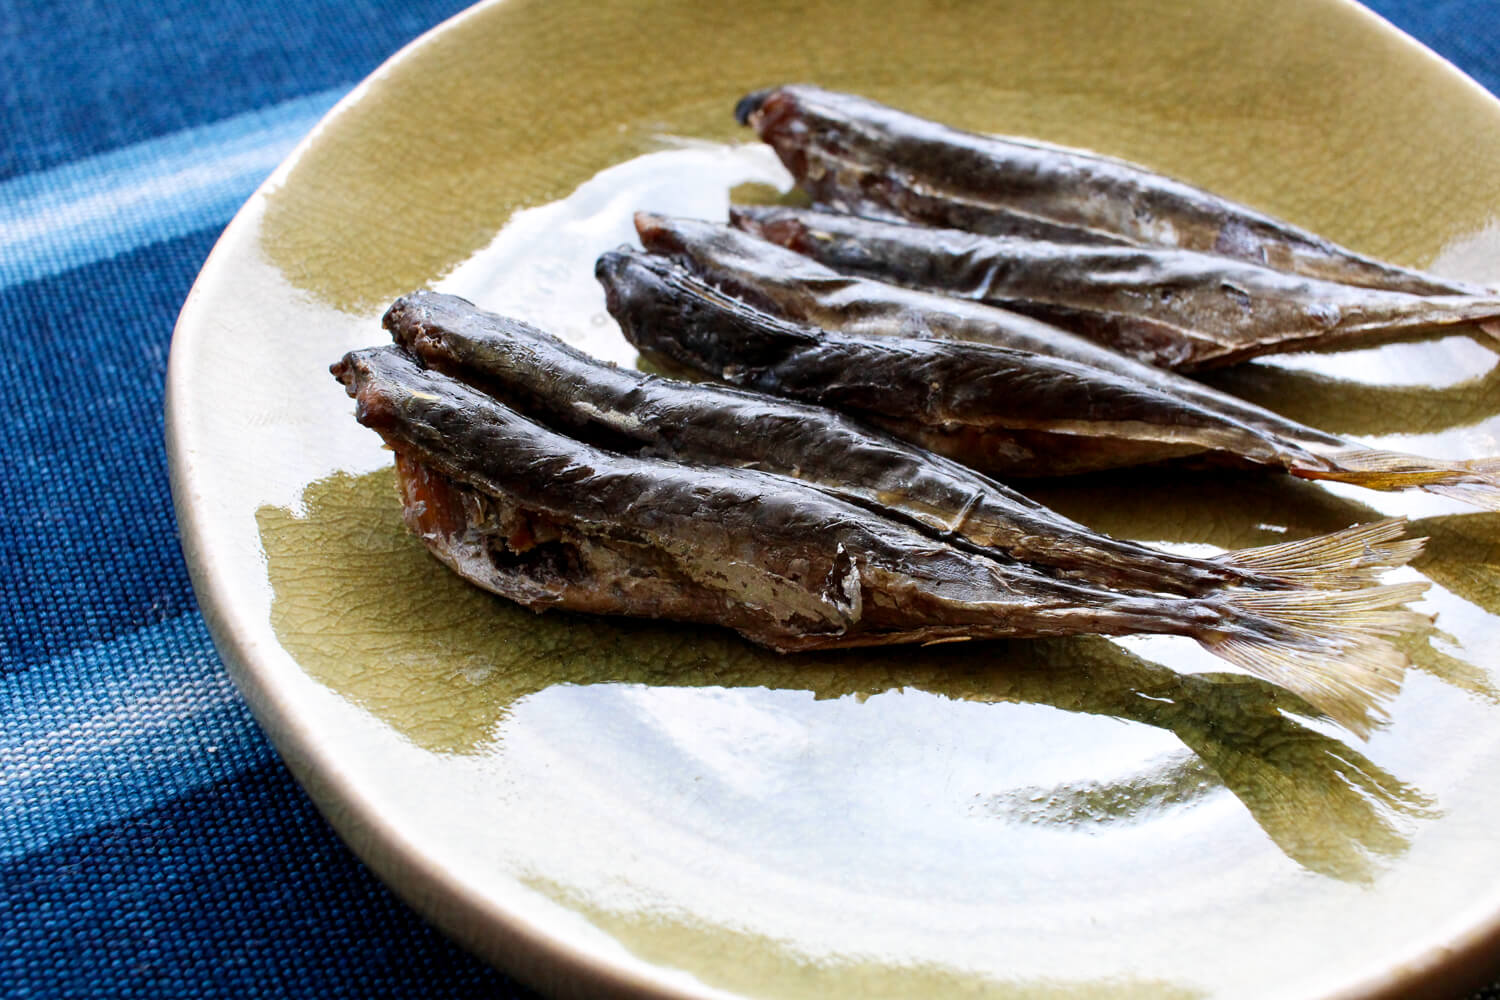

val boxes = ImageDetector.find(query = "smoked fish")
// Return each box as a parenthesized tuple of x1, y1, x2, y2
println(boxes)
(732, 204, 1500, 370)
(734, 84, 1485, 298)
(385, 288, 1418, 597)
(606, 234, 1500, 509)
(333, 343, 1424, 733)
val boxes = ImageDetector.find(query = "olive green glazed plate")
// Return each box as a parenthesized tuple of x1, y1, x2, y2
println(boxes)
(167, 1, 1500, 996)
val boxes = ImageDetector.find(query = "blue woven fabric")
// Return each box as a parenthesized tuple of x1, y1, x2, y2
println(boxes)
(0, 1, 1495, 997)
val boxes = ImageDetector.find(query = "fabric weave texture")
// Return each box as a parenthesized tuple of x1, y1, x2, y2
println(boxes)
(2, 1, 1497, 997)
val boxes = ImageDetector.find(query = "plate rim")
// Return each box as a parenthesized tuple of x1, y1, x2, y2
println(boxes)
(165, 1, 1500, 996)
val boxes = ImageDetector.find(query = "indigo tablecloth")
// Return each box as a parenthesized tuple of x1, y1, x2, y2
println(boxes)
(2, 1, 1498, 997)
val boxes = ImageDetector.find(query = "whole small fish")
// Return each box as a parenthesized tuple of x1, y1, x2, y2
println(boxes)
(611, 230, 1500, 509)
(735, 84, 1486, 298)
(638, 212, 1488, 461)
(386, 288, 1417, 597)
(733, 204, 1500, 370)
(635, 211, 1334, 431)
(333, 343, 1424, 733)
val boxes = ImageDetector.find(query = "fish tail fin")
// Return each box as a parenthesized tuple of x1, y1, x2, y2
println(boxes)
(1420, 456, 1500, 509)
(1294, 446, 1500, 511)
(1214, 517, 1425, 590)
(1200, 580, 1431, 736)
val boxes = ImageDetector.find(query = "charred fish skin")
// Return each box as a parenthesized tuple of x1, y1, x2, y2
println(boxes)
(387, 287, 1276, 597)
(600, 247, 1308, 478)
(329, 344, 1252, 648)
(732, 204, 1500, 370)
(735, 84, 1485, 298)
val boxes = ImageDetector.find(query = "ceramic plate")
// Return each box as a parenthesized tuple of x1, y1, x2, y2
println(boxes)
(168, 1, 1500, 996)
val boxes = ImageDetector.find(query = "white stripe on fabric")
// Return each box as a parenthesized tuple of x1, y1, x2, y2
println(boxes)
(0, 613, 273, 863)
(0, 88, 343, 289)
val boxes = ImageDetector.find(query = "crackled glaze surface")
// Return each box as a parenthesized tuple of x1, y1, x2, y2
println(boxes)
(169, 1, 1500, 996)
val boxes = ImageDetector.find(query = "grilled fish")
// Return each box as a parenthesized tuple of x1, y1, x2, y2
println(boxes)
(735, 84, 1486, 298)
(608, 234, 1500, 509)
(333, 343, 1424, 733)
(386, 288, 1417, 597)
(733, 204, 1500, 370)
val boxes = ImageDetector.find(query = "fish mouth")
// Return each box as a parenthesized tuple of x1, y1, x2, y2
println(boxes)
(734, 86, 805, 139)
(594, 249, 686, 347)
(733, 87, 776, 126)
(595, 245, 682, 286)
(593, 249, 635, 317)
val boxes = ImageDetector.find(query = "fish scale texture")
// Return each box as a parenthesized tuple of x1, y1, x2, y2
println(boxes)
(0, 0, 1494, 997)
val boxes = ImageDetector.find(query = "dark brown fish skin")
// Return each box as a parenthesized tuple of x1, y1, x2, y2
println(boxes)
(732, 205, 1500, 370)
(635, 210, 1320, 427)
(335, 338, 1427, 733)
(608, 235, 1500, 509)
(384, 288, 1266, 596)
(633, 213, 1363, 445)
(598, 248, 1307, 478)
(329, 344, 1247, 649)
(735, 85, 1485, 298)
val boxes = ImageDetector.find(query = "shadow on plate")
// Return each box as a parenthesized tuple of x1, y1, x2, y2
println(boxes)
(1025, 465, 1500, 705)
(1197, 338, 1500, 438)
(256, 468, 1461, 884)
